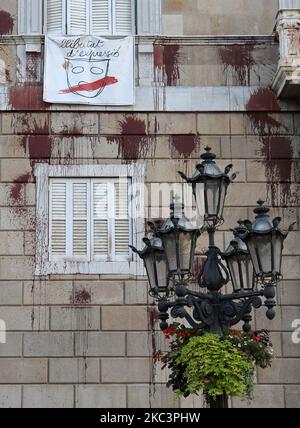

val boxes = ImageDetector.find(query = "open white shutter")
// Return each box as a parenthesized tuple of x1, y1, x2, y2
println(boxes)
(67, 0, 89, 34)
(113, 0, 134, 34)
(50, 181, 67, 256)
(72, 182, 89, 257)
(46, 0, 66, 34)
(91, 0, 112, 34)
(114, 179, 130, 257)
(93, 181, 109, 257)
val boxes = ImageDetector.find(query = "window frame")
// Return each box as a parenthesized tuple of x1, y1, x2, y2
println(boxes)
(35, 163, 145, 276)
(44, 0, 135, 36)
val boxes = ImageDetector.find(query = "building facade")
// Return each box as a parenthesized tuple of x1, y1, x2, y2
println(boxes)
(0, 0, 299, 408)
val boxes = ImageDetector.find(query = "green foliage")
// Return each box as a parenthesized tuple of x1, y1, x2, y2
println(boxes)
(223, 329, 273, 369)
(173, 334, 254, 399)
(156, 325, 274, 401)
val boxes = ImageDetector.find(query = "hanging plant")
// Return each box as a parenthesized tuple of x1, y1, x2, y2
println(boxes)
(154, 324, 273, 402)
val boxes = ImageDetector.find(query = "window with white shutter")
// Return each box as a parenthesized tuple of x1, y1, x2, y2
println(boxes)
(36, 164, 144, 276)
(113, 0, 134, 35)
(67, 0, 89, 35)
(45, 0, 66, 34)
(44, 0, 134, 35)
(91, 0, 112, 34)
(49, 177, 131, 263)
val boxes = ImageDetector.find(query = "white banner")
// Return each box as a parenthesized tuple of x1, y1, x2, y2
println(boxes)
(44, 36, 134, 105)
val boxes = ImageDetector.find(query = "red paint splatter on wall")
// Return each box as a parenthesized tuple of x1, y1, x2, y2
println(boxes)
(154, 44, 181, 86)
(219, 44, 255, 86)
(27, 135, 52, 159)
(170, 135, 198, 158)
(9, 86, 48, 110)
(9, 172, 32, 203)
(246, 88, 294, 207)
(0, 11, 14, 35)
(74, 289, 92, 305)
(107, 115, 154, 162)
(260, 137, 293, 207)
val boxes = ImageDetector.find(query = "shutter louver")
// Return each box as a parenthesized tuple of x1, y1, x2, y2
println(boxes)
(114, 0, 133, 34)
(51, 182, 67, 255)
(91, 0, 111, 34)
(114, 180, 130, 256)
(68, 0, 89, 34)
(93, 182, 109, 256)
(46, 0, 65, 34)
(72, 182, 88, 256)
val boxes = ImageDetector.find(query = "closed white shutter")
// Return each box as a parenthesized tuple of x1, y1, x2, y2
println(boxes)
(72, 182, 89, 256)
(50, 181, 67, 256)
(45, 0, 66, 34)
(67, 0, 89, 34)
(114, 179, 130, 257)
(113, 0, 134, 34)
(91, 0, 112, 34)
(93, 182, 109, 257)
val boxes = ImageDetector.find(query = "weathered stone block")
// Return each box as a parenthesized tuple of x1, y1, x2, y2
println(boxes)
(24, 280, 73, 305)
(0, 306, 48, 330)
(75, 385, 126, 408)
(75, 332, 125, 357)
(0, 136, 25, 158)
(282, 332, 300, 357)
(0, 359, 48, 384)
(51, 112, 98, 135)
(49, 358, 100, 384)
(50, 307, 100, 331)
(258, 359, 300, 383)
(0, 333, 23, 357)
(127, 384, 179, 408)
(285, 386, 300, 408)
(2, 112, 49, 135)
(101, 358, 150, 383)
(101, 306, 149, 331)
(0, 385, 21, 408)
(197, 113, 230, 135)
(125, 281, 149, 305)
(23, 385, 74, 408)
(0, 208, 35, 231)
(233, 385, 284, 408)
(73, 281, 124, 305)
(0, 231, 24, 255)
(0, 159, 32, 182)
(148, 113, 197, 135)
(0, 281, 22, 304)
(24, 332, 73, 357)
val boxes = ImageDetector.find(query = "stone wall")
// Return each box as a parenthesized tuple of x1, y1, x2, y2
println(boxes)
(0, 0, 299, 409)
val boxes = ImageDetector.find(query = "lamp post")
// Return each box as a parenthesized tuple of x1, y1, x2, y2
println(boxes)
(131, 147, 293, 409)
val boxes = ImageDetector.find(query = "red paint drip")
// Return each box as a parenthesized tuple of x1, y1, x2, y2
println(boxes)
(154, 44, 181, 86)
(246, 88, 294, 206)
(219, 44, 255, 85)
(171, 135, 198, 158)
(9, 86, 48, 110)
(9, 173, 32, 203)
(0, 11, 14, 35)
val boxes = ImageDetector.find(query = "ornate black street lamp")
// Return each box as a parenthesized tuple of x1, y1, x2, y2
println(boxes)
(131, 146, 293, 409)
